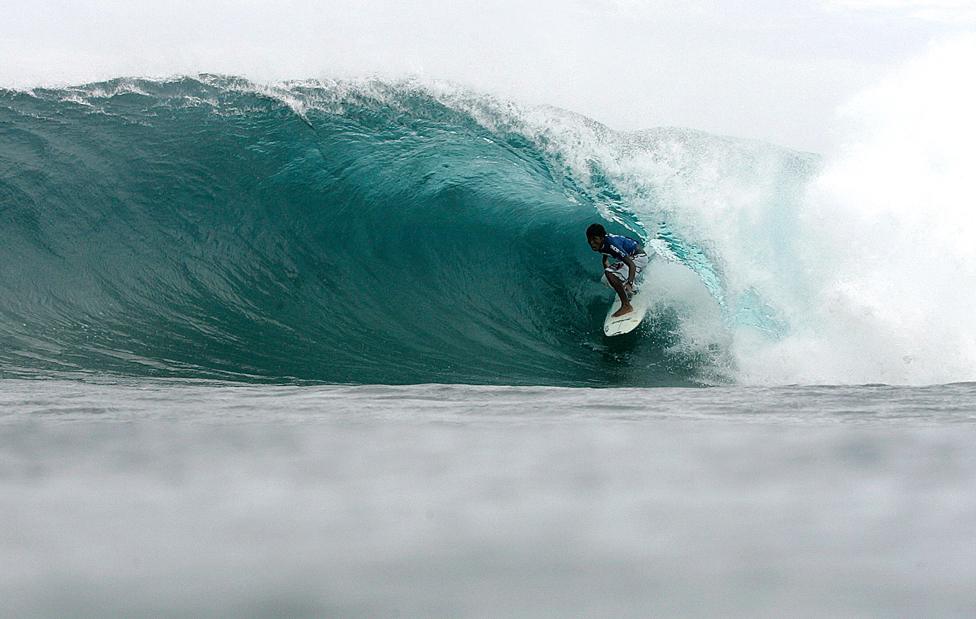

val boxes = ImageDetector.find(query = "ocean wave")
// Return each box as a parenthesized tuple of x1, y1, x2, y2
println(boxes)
(0, 76, 814, 385)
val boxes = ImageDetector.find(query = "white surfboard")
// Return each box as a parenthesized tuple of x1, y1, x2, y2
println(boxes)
(603, 286, 651, 336)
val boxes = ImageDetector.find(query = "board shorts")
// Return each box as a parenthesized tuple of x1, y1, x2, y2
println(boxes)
(602, 253, 649, 288)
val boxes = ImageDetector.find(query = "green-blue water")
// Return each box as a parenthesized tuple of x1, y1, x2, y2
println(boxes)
(1, 76, 814, 386)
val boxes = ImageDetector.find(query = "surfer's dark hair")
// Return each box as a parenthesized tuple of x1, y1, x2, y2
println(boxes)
(586, 223, 606, 239)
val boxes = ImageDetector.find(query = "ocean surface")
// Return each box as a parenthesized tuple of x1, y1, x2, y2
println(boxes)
(3, 379, 976, 617)
(3, 76, 976, 616)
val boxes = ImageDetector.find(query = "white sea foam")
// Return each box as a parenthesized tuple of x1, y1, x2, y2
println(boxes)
(730, 34, 976, 384)
(619, 33, 976, 385)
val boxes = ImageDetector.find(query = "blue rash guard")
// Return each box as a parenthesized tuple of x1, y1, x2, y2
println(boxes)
(600, 234, 643, 261)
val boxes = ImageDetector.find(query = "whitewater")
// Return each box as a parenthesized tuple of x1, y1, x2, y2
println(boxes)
(3, 33, 976, 617)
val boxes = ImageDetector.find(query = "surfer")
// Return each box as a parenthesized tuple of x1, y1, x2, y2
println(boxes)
(586, 223, 648, 317)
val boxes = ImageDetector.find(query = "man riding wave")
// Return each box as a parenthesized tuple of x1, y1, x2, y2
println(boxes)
(586, 223, 648, 317)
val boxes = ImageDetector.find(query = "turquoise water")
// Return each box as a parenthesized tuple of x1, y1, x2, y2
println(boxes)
(0, 76, 814, 386)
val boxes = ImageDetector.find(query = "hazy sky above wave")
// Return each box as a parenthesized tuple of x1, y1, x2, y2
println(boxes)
(1, 0, 972, 151)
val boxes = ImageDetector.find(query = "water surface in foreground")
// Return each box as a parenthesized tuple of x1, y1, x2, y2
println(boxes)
(2, 379, 975, 617)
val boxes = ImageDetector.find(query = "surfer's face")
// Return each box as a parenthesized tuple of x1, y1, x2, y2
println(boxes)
(588, 235, 603, 251)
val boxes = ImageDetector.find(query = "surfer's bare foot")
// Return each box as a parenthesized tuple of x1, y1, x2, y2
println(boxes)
(612, 303, 634, 317)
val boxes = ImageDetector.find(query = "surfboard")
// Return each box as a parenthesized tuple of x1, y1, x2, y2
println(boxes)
(603, 285, 651, 336)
